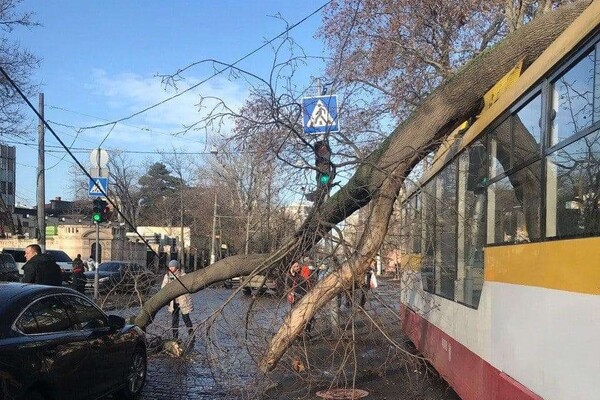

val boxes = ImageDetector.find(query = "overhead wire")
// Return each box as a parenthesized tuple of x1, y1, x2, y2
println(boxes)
(76, 0, 333, 134)
(0, 1, 332, 294)
(0, 65, 167, 277)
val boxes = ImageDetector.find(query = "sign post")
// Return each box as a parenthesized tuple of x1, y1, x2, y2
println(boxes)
(302, 95, 340, 135)
(89, 149, 109, 300)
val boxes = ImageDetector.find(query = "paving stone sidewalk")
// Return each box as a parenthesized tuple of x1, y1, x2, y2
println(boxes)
(121, 277, 458, 400)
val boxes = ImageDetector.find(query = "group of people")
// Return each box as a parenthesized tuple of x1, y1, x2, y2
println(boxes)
(286, 257, 377, 307)
(20, 245, 378, 343)
(19, 247, 92, 293)
(284, 257, 378, 337)
(19, 246, 196, 342)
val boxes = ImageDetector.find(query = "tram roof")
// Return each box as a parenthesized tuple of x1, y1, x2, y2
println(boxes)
(402, 2, 600, 201)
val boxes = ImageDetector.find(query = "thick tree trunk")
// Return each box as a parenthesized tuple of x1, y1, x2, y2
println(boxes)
(134, 0, 592, 371)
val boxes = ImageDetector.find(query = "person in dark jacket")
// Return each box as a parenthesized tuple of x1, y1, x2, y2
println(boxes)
(21, 244, 63, 286)
(285, 261, 313, 335)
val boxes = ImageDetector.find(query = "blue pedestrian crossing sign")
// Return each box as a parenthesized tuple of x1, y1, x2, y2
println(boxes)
(302, 95, 340, 134)
(88, 177, 108, 197)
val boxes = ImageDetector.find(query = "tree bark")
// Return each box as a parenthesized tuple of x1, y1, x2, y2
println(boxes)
(134, 0, 592, 371)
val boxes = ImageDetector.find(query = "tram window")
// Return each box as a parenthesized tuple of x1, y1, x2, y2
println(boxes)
(467, 141, 488, 192)
(421, 181, 436, 293)
(551, 48, 596, 146)
(512, 94, 542, 163)
(461, 143, 487, 307)
(436, 162, 457, 300)
(490, 94, 542, 179)
(411, 195, 422, 254)
(489, 118, 512, 178)
(546, 130, 600, 238)
(488, 161, 542, 244)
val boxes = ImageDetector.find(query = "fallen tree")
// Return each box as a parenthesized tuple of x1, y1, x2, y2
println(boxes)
(134, 0, 593, 373)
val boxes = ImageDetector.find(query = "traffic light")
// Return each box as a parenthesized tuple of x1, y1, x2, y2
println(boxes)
(314, 140, 335, 187)
(92, 198, 108, 223)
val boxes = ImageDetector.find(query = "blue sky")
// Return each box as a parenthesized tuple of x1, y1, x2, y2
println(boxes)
(12, 0, 327, 206)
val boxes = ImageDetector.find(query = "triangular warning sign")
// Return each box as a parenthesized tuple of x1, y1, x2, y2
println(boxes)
(90, 180, 104, 194)
(307, 100, 335, 128)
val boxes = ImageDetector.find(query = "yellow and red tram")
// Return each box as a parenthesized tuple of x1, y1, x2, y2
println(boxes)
(398, 5, 600, 400)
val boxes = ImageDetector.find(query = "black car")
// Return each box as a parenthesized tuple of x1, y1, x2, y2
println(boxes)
(0, 253, 19, 282)
(0, 283, 147, 399)
(84, 261, 154, 293)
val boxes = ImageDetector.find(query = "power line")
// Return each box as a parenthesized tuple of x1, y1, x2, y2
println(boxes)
(76, 1, 332, 134)
(47, 105, 207, 145)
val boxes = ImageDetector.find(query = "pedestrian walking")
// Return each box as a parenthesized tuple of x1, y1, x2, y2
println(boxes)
(72, 253, 83, 270)
(360, 260, 377, 307)
(161, 260, 194, 341)
(71, 254, 86, 293)
(85, 257, 96, 272)
(286, 261, 314, 335)
(21, 244, 63, 286)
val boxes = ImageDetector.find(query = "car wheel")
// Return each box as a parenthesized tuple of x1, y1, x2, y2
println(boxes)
(242, 287, 252, 296)
(119, 346, 147, 399)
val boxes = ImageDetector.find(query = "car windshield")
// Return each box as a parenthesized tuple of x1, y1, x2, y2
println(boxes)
(0, 254, 16, 268)
(3, 250, 25, 262)
(98, 262, 124, 272)
(46, 250, 72, 263)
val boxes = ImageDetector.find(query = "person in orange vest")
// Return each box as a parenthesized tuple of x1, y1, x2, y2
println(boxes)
(286, 260, 314, 337)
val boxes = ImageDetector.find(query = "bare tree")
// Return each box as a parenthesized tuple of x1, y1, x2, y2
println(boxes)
(0, 0, 39, 138)
(108, 151, 141, 229)
(132, 0, 591, 384)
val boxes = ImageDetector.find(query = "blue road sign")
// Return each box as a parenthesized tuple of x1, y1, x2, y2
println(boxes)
(302, 95, 340, 134)
(88, 177, 108, 197)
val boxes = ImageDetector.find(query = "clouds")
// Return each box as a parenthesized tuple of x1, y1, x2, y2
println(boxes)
(85, 69, 248, 148)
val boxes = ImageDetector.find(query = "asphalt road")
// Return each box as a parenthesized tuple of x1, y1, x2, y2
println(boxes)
(112, 278, 458, 400)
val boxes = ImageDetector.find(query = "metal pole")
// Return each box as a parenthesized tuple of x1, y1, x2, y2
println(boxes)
(210, 193, 217, 264)
(180, 188, 184, 268)
(36, 93, 45, 252)
(94, 222, 100, 300)
(316, 78, 322, 97)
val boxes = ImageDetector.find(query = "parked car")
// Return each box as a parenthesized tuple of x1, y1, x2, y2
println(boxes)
(1, 248, 73, 282)
(0, 253, 19, 282)
(240, 274, 282, 296)
(0, 282, 147, 399)
(45, 249, 74, 282)
(84, 261, 154, 293)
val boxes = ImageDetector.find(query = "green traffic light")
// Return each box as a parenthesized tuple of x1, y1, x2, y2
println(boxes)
(319, 173, 330, 185)
(92, 213, 101, 222)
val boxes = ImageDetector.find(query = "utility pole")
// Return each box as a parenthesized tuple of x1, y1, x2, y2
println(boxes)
(210, 193, 217, 264)
(36, 93, 45, 252)
(94, 222, 100, 300)
(179, 178, 185, 268)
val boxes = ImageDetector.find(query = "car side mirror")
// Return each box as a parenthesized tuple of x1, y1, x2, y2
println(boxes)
(107, 314, 126, 330)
